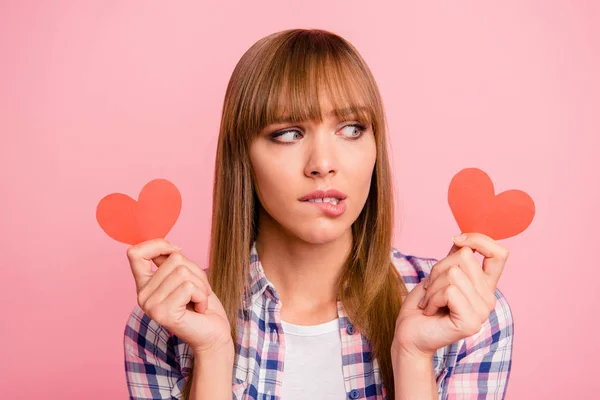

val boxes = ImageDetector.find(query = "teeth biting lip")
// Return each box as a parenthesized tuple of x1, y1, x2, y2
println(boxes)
(305, 197, 342, 205)
(301, 194, 347, 217)
(298, 189, 347, 202)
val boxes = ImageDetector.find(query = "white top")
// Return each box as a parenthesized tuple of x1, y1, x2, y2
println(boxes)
(280, 318, 347, 399)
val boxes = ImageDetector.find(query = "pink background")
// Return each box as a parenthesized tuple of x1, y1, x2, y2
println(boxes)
(1, 1, 598, 398)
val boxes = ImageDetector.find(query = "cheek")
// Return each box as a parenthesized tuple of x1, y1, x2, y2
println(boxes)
(250, 146, 297, 205)
(345, 141, 376, 188)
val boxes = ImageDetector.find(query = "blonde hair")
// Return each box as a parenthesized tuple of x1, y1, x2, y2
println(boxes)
(182, 28, 408, 399)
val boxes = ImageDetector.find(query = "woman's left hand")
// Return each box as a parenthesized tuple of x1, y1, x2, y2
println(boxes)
(392, 232, 510, 360)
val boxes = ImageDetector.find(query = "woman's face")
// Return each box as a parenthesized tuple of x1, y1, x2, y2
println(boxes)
(249, 99, 377, 245)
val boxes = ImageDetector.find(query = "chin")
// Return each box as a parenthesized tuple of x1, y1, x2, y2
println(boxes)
(259, 205, 355, 245)
(291, 222, 350, 245)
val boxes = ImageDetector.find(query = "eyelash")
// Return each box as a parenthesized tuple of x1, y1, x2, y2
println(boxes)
(270, 123, 368, 144)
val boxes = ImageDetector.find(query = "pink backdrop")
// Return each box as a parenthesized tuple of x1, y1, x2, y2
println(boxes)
(2, 1, 598, 398)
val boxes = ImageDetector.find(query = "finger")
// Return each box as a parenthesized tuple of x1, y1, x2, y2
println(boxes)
(139, 264, 210, 311)
(437, 246, 494, 310)
(420, 266, 490, 322)
(127, 238, 181, 291)
(422, 283, 457, 316)
(139, 252, 210, 302)
(424, 284, 483, 337)
(425, 246, 476, 288)
(454, 246, 497, 310)
(152, 254, 169, 268)
(429, 242, 498, 312)
(452, 232, 509, 287)
(149, 281, 208, 329)
(166, 281, 208, 316)
(401, 280, 428, 310)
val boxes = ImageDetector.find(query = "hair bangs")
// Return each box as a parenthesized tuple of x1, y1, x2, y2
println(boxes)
(243, 33, 378, 140)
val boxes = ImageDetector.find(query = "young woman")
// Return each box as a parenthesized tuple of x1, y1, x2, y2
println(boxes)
(124, 29, 513, 399)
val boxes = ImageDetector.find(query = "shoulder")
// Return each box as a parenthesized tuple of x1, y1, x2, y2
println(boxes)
(389, 246, 438, 290)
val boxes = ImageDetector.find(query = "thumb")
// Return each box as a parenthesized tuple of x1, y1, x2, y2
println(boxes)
(206, 290, 228, 318)
(401, 281, 427, 310)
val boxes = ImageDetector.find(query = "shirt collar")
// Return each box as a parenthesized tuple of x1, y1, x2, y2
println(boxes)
(243, 240, 280, 309)
(242, 240, 349, 310)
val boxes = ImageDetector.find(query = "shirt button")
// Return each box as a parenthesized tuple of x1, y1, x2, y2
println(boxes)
(346, 324, 355, 335)
(348, 389, 360, 399)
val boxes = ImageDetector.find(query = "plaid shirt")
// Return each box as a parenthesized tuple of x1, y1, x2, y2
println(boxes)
(124, 241, 514, 399)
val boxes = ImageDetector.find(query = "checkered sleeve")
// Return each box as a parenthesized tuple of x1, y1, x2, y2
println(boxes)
(441, 286, 514, 399)
(123, 305, 187, 399)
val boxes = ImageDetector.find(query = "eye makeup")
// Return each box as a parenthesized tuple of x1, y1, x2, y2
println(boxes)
(269, 121, 369, 145)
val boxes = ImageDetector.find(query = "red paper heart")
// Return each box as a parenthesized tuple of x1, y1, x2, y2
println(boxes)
(96, 179, 182, 245)
(448, 168, 535, 240)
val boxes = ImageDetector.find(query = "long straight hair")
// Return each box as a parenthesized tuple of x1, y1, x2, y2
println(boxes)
(182, 28, 408, 399)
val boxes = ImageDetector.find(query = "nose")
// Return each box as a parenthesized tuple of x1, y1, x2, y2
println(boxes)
(304, 127, 338, 178)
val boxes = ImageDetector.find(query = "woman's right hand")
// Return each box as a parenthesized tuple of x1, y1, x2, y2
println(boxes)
(126, 238, 233, 355)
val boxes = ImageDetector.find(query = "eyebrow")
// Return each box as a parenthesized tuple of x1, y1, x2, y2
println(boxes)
(273, 106, 369, 124)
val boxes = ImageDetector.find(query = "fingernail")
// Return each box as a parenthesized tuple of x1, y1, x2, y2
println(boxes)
(454, 234, 467, 242)
(172, 244, 182, 250)
(423, 277, 430, 289)
(418, 297, 426, 308)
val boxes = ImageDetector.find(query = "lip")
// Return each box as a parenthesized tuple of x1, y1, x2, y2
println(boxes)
(299, 189, 348, 217)
(298, 189, 347, 202)
(303, 198, 347, 217)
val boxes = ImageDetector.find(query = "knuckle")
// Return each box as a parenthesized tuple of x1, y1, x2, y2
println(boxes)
(459, 246, 473, 259)
(136, 294, 145, 309)
(126, 245, 140, 260)
(182, 280, 196, 291)
(203, 278, 213, 293)
(500, 247, 510, 261)
(151, 304, 166, 323)
(174, 264, 191, 278)
(170, 251, 185, 264)
(137, 290, 147, 308)
(143, 297, 157, 315)
(446, 265, 461, 281)
(186, 262, 202, 277)
(198, 280, 209, 293)
(446, 284, 459, 297)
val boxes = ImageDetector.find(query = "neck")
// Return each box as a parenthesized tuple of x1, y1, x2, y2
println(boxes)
(254, 211, 352, 324)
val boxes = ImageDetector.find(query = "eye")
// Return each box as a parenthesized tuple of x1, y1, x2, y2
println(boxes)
(271, 129, 303, 143)
(339, 123, 367, 139)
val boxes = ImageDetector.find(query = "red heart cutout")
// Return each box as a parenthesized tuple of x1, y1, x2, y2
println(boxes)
(448, 168, 535, 240)
(96, 179, 182, 245)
